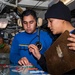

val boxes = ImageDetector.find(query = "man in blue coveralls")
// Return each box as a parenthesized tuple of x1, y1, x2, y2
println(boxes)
(10, 9, 53, 70)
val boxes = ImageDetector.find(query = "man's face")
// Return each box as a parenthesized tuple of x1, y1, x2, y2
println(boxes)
(47, 18, 64, 35)
(22, 15, 37, 33)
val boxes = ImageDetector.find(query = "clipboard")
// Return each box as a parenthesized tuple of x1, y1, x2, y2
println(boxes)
(45, 30, 75, 75)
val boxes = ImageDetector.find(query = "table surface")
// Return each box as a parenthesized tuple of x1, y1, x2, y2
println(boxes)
(0, 65, 50, 75)
(0, 53, 50, 75)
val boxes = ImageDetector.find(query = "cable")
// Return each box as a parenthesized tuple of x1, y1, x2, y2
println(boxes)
(32, 1, 40, 9)
(33, 1, 45, 9)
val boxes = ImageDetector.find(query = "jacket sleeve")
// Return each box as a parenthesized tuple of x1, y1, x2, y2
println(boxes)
(37, 54, 48, 72)
(10, 35, 21, 64)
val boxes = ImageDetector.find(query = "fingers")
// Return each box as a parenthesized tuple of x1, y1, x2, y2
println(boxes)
(28, 44, 41, 60)
(18, 57, 32, 66)
(67, 34, 75, 42)
(68, 47, 75, 50)
(28, 44, 39, 54)
(67, 34, 75, 50)
(67, 43, 75, 50)
(28, 44, 39, 50)
(69, 33, 75, 38)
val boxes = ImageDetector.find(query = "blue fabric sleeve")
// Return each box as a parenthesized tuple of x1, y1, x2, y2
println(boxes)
(10, 35, 21, 64)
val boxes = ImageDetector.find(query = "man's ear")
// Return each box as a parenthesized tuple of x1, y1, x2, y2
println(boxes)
(37, 18, 43, 27)
(17, 18, 22, 27)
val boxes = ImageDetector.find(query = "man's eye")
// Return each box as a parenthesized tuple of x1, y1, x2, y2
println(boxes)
(50, 21, 51, 22)
(30, 21, 34, 24)
(23, 21, 27, 24)
(49, 20, 51, 22)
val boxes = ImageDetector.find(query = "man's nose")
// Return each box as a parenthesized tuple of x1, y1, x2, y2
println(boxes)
(47, 22, 51, 28)
(27, 23, 30, 28)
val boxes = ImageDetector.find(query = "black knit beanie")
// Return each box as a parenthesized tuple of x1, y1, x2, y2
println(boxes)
(45, 1, 71, 22)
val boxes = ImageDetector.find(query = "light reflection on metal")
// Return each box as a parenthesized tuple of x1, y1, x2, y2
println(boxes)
(0, 0, 14, 13)
(61, 0, 74, 5)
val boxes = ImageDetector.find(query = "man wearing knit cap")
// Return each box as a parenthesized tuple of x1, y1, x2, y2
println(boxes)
(28, 1, 75, 74)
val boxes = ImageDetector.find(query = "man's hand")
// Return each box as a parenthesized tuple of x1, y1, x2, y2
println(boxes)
(18, 57, 32, 66)
(28, 44, 41, 60)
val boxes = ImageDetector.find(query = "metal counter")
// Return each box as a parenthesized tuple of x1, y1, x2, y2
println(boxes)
(0, 65, 50, 75)
(0, 53, 50, 75)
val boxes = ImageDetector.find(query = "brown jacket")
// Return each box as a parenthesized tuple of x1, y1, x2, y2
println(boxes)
(0, 43, 10, 53)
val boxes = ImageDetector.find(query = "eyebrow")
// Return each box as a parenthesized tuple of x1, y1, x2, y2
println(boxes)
(23, 20, 34, 23)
